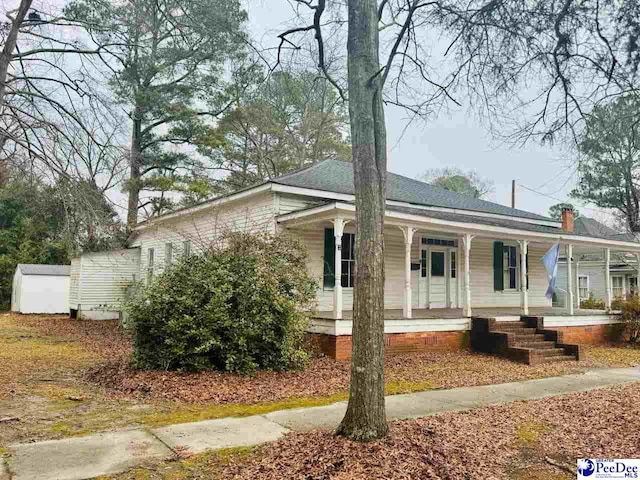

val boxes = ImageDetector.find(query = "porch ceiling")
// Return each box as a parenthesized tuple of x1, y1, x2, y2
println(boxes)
(313, 307, 610, 320)
(277, 201, 640, 252)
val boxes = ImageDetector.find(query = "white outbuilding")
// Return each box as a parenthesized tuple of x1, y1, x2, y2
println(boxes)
(69, 248, 141, 320)
(11, 264, 71, 314)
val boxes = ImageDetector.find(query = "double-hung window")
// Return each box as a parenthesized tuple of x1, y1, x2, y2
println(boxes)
(183, 240, 191, 257)
(147, 248, 154, 284)
(165, 243, 173, 268)
(503, 245, 518, 289)
(578, 275, 589, 300)
(612, 276, 624, 298)
(341, 233, 355, 288)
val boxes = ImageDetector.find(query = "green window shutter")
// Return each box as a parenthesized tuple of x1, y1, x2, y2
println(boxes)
(323, 228, 335, 288)
(526, 252, 529, 290)
(493, 241, 504, 291)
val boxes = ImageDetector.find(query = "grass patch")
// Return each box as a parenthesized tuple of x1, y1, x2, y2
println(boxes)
(139, 393, 348, 427)
(515, 422, 554, 447)
(385, 379, 434, 395)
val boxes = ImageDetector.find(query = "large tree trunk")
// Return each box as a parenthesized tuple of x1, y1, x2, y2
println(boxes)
(336, 0, 388, 442)
(0, 0, 33, 186)
(127, 112, 142, 232)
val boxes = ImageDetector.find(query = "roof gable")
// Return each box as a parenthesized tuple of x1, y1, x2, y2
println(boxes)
(272, 160, 554, 222)
(17, 264, 71, 276)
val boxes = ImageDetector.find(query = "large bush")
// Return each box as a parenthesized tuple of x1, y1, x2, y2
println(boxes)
(128, 232, 317, 374)
(620, 296, 640, 344)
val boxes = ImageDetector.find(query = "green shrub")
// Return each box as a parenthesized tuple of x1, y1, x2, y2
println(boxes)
(580, 294, 605, 310)
(611, 296, 626, 311)
(620, 296, 640, 344)
(128, 232, 317, 374)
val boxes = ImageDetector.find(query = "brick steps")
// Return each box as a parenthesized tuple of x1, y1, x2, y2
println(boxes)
(471, 316, 582, 365)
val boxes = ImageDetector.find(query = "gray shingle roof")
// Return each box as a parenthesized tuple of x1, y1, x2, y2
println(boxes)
(573, 217, 636, 242)
(272, 160, 554, 222)
(386, 205, 639, 242)
(18, 264, 71, 276)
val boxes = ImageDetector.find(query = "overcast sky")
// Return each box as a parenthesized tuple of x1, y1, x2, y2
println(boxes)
(3, 0, 611, 222)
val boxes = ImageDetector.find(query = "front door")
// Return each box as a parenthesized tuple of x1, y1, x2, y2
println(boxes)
(429, 249, 447, 308)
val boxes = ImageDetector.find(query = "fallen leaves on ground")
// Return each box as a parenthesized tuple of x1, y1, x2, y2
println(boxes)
(108, 382, 640, 480)
(88, 350, 592, 405)
(3, 312, 640, 450)
(221, 383, 640, 480)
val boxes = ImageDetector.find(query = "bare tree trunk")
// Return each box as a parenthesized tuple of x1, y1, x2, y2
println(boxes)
(336, 0, 388, 442)
(127, 111, 142, 232)
(0, 0, 33, 186)
(0, 0, 32, 107)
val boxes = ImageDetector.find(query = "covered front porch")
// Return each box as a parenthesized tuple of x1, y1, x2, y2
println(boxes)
(313, 307, 610, 320)
(278, 201, 640, 322)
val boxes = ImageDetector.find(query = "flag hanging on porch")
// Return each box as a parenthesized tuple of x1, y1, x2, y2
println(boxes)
(541, 243, 560, 299)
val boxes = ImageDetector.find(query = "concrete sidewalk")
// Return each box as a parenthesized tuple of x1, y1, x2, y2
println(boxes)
(5, 367, 640, 480)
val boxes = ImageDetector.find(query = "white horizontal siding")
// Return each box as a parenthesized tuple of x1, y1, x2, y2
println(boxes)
(78, 248, 141, 309)
(468, 239, 550, 308)
(558, 261, 613, 302)
(298, 229, 552, 312)
(69, 258, 80, 308)
(276, 193, 323, 215)
(130, 192, 276, 282)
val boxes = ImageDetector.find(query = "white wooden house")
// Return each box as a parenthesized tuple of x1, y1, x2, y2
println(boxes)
(69, 248, 140, 320)
(11, 264, 70, 314)
(125, 160, 640, 357)
(557, 217, 640, 306)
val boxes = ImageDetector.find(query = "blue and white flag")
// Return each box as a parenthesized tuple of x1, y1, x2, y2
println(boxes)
(541, 243, 560, 299)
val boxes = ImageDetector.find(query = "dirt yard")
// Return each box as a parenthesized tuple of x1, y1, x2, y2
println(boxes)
(1, 313, 639, 452)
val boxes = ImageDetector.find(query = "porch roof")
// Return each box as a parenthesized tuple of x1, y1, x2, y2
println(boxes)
(277, 201, 640, 252)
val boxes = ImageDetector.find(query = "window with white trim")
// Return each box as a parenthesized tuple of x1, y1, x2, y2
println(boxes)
(578, 275, 589, 300)
(630, 277, 638, 297)
(147, 248, 154, 284)
(183, 240, 191, 257)
(165, 243, 173, 268)
(612, 276, 624, 298)
(341, 233, 355, 288)
(451, 251, 456, 279)
(503, 245, 518, 289)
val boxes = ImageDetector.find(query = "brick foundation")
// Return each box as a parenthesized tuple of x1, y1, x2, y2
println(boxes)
(307, 331, 469, 360)
(554, 324, 622, 345)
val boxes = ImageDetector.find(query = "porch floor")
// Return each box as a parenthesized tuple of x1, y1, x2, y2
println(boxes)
(313, 307, 609, 320)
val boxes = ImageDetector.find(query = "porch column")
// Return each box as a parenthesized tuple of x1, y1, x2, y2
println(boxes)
(518, 240, 529, 315)
(604, 247, 612, 310)
(566, 244, 574, 315)
(332, 218, 346, 319)
(575, 258, 580, 306)
(462, 234, 474, 317)
(636, 253, 640, 297)
(400, 226, 416, 319)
